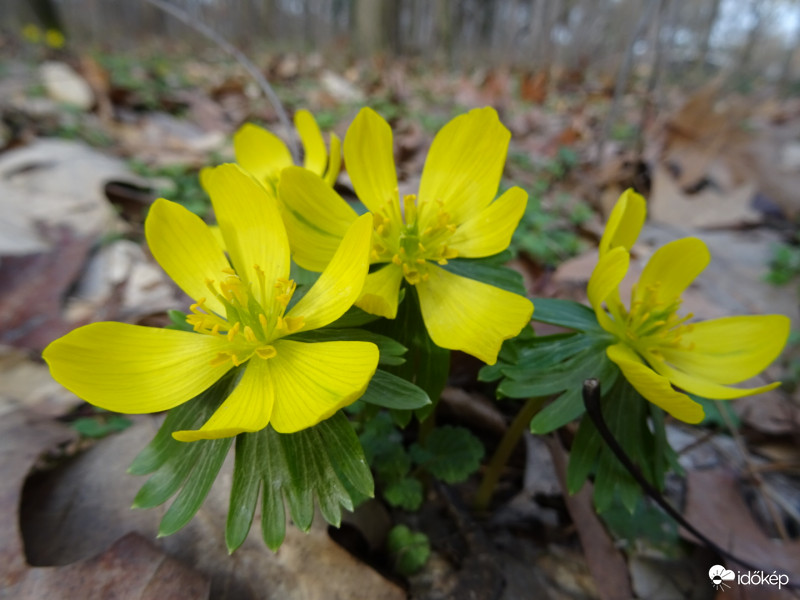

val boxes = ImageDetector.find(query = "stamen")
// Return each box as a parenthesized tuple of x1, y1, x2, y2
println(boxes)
(256, 345, 277, 359)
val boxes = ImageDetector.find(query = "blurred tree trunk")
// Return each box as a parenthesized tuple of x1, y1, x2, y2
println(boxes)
(739, 1, 765, 73)
(779, 7, 800, 91)
(696, 0, 721, 70)
(434, 0, 453, 65)
(354, 0, 399, 55)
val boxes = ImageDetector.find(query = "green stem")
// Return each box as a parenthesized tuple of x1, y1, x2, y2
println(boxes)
(418, 405, 436, 443)
(473, 396, 547, 512)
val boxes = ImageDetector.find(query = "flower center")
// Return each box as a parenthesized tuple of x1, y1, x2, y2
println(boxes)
(186, 266, 304, 367)
(618, 282, 694, 356)
(370, 193, 459, 285)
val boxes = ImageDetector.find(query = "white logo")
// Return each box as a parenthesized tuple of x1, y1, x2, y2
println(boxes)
(709, 565, 735, 591)
(709, 564, 790, 591)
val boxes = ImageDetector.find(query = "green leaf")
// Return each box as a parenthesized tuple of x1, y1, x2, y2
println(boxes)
(359, 412, 411, 481)
(165, 309, 193, 332)
(387, 525, 431, 576)
(158, 436, 232, 536)
(530, 298, 604, 332)
(383, 477, 423, 511)
(370, 285, 450, 417)
(442, 251, 527, 296)
(409, 425, 484, 483)
(330, 304, 383, 328)
(289, 329, 407, 366)
(692, 394, 741, 429)
(129, 372, 372, 552)
(499, 333, 601, 380)
(226, 430, 261, 553)
(72, 415, 132, 438)
(529, 349, 618, 434)
(566, 411, 603, 495)
(359, 370, 431, 410)
(600, 497, 679, 555)
(129, 370, 238, 475)
(229, 413, 374, 552)
(498, 340, 609, 399)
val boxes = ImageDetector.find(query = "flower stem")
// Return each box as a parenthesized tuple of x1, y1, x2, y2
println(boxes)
(473, 396, 547, 512)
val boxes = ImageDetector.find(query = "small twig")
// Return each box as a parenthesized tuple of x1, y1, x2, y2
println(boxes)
(582, 379, 800, 589)
(142, 0, 299, 163)
(473, 395, 547, 512)
(715, 400, 791, 542)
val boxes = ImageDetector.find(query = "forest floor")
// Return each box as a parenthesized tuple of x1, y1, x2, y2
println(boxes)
(1, 41, 800, 600)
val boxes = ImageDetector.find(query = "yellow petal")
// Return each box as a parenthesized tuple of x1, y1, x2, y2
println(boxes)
(145, 198, 230, 316)
(634, 237, 709, 307)
(355, 263, 404, 319)
(207, 225, 226, 251)
(268, 340, 379, 433)
(233, 122, 293, 187)
(173, 358, 273, 441)
(203, 163, 290, 306)
(295, 109, 327, 177)
(277, 166, 358, 271)
(447, 186, 527, 258)
(416, 265, 533, 364)
(325, 133, 342, 186)
(648, 351, 782, 400)
(343, 108, 401, 220)
(598, 189, 646, 257)
(606, 343, 704, 423)
(587, 246, 629, 333)
(42, 322, 232, 414)
(417, 107, 510, 227)
(661, 314, 790, 385)
(285, 213, 372, 331)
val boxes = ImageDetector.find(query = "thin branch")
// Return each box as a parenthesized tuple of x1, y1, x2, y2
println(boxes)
(582, 378, 800, 588)
(715, 400, 792, 542)
(142, 0, 299, 163)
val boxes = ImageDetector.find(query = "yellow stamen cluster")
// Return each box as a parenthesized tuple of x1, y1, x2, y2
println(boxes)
(371, 192, 459, 285)
(186, 266, 304, 367)
(617, 282, 695, 357)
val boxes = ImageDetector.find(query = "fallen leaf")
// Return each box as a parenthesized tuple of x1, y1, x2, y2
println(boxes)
(0, 228, 92, 350)
(546, 436, 632, 600)
(12, 533, 210, 600)
(0, 410, 77, 591)
(0, 346, 82, 418)
(39, 61, 94, 111)
(681, 470, 800, 578)
(21, 419, 405, 600)
(520, 70, 549, 105)
(0, 139, 132, 255)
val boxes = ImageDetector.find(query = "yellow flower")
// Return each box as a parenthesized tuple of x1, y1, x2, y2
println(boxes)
(44, 164, 378, 440)
(44, 29, 65, 48)
(588, 189, 790, 423)
(278, 107, 533, 365)
(234, 109, 341, 193)
(22, 24, 42, 44)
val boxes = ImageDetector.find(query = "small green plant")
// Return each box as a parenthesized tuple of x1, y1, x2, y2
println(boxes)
(766, 241, 800, 286)
(72, 411, 132, 439)
(510, 192, 589, 267)
(356, 411, 484, 511)
(387, 524, 431, 576)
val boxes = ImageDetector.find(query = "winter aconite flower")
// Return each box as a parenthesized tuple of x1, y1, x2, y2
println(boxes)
(588, 189, 789, 422)
(234, 109, 341, 192)
(278, 107, 534, 365)
(44, 164, 378, 440)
